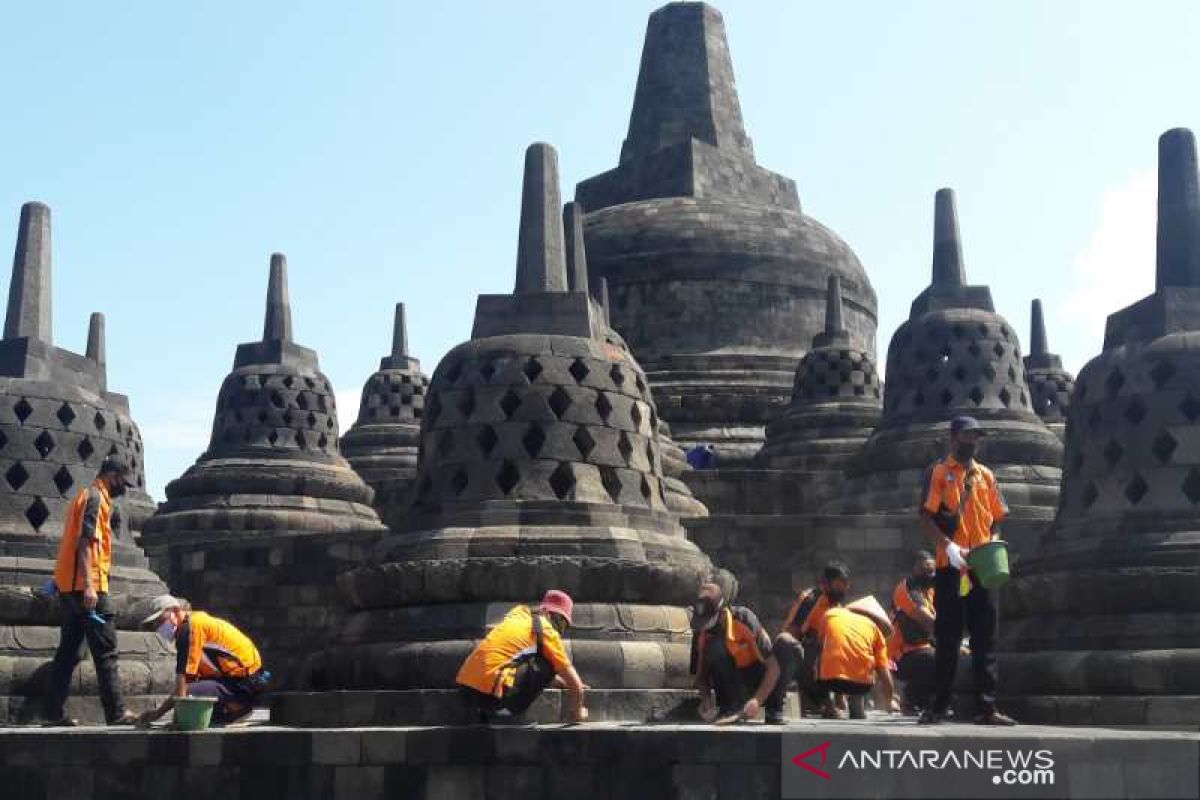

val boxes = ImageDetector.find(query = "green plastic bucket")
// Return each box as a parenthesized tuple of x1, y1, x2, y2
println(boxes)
(173, 696, 217, 731)
(966, 540, 1010, 590)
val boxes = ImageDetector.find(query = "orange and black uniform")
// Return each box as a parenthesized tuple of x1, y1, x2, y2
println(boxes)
(174, 611, 267, 724)
(889, 577, 937, 709)
(816, 607, 889, 696)
(921, 456, 1007, 715)
(780, 587, 831, 702)
(457, 605, 573, 717)
(46, 480, 126, 723)
(692, 606, 799, 717)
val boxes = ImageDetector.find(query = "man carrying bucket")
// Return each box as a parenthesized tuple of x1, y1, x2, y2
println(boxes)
(917, 416, 1016, 726)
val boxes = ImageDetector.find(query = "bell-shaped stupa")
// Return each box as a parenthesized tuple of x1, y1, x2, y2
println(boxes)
(303, 144, 713, 710)
(1023, 299, 1075, 441)
(1001, 129, 1200, 726)
(340, 303, 428, 524)
(576, 2, 876, 463)
(0, 202, 173, 723)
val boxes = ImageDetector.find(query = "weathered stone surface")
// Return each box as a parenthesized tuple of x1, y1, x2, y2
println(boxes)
(1024, 299, 1075, 440)
(305, 143, 711, 692)
(0, 202, 172, 722)
(1000, 129, 1200, 724)
(577, 2, 877, 462)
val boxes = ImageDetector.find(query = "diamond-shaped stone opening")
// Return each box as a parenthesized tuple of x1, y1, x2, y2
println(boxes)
(34, 430, 55, 458)
(1104, 369, 1125, 399)
(14, 399, 33, 423)
(1007, 366, 1017, 382)
(496, 461, 520, 495)
(268, 430, 279, 445)
(480, 361, 497, 382)
(630, 403, 643, 429)
(0, 429, 7, 450)
(967, 342, 982, 359)
(476, 425, 499, 455)
(969, 386, 984, 406)
(1183, 468, 1200, 505)
(25, 497, 49, 530)
(91, 410, 107, 430)
(450, 467, 469, 496)
(457, 391, 476, 420)
(993, 342, 1005, 358)
(595, 393, 613, 422)
(522, 426, 546, 458)
(1150, 360, 1176, 389)
(568, 359, 590, 384)
(5, 462, 29, 490)
(940, 389, 954, 406)
(1124, 398, 1147, 426)
(56, 403, 76, 428)
(1181, 394, 1200, 423)
(295, 430, 307, 449)
(282, 410, 294, 426)
(318, 433, 329, 449)
(307, 412, 318, 428)
(522, 358, 543, 384)
(1081, 482, 1099, 509)
(617, 432, 634, 465)
(298, 393, 310, 409)
(437, 430, 455, 457)
(639, 475, 653, 502)
(548, 387, 572, 420)
(610, 365, 625, 386)
(269, 391, 286, 409)
(573, 427, 596, 459)
(499, 390, 521, 420)
(53, 466, 73, 495)
(600, 466, 622, 503)
(1103, 439, 1124, 466)
(548, 462, 575, 500)
(645, 440, 656, 471)
(1125, 473, 1149, 505)
(635, 375, 647, 396)
(1152, 431, 1178, 464)
(998, 387, 1012, 407)
(939, 346, 952, 363)
(283, 375, 295, 389)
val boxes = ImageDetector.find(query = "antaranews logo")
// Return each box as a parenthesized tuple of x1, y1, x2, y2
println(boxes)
(783, 736, 1058, 799)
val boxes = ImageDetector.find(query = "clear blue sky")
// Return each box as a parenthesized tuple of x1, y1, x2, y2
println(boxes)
(2, 1, 1197, 498)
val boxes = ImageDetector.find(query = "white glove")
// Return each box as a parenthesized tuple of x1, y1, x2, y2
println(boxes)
(946, 541, 969, 570)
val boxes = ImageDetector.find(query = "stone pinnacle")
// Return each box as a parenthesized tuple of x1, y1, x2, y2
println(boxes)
(1155, 128, 1200, 289)
(514, 143, 568, 294)
(931, 188, 966, 288)
(1030, 299, 1048, 358)
(825, 274, 845, 335)
(563, 201, 589, 294)
(263, 252, 293, 343)
(599, 277, 611, 323)
(391, 302, 409, 359)
(87, 312, 107, 391)
(5, 201, 52, 343)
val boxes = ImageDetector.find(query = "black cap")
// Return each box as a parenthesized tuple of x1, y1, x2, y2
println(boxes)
(99, 456, 133, 480)
(949, 415, 986, 435)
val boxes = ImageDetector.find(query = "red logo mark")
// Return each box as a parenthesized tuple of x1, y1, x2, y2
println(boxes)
(791, 741, 833, 780)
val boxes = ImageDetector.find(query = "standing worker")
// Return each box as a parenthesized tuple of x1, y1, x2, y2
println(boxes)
(136, 595, 269, 727)
(44, 458, 138, 726)
(456, 589, 588, 723)
(918, 416, 1016, 726)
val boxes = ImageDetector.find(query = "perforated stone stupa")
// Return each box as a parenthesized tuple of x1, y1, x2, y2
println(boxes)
(576, 1, 877, 462)
(837, 189, 1063, 556)
(1000, 129, 1200, 726)
(141, 253, 385, 685)
(304, 143, 713, 700)
(340, 303, 428, 524)
(0, 202, 172, 723)
(756, 274, 882, 477)
(1023, 298, 1075, 440)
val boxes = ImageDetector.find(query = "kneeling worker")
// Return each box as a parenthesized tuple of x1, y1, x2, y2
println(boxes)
(890, 551, 938, 714)
(691, 582, 802, 724)
(815, 590, 894, 719)
(136, 595, 269, 727)
(456, 589, 588, 723)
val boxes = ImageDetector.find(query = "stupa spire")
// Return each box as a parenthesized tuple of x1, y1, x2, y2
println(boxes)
(563, 201, 589, 294)
(514, 143, 568, 294)
(5, 202, 52, 343)
(263, 252, 292, 342)
(1155, 128, 1200, 289)
(931, 188, 966, 288)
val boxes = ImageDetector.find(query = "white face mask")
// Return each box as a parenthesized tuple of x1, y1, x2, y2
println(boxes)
(156, 619, 176, 642)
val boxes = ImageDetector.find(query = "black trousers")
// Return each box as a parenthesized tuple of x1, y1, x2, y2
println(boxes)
(933, 567, 997, 715)
(705, 633, 802, 716)
(188, 675, 264, 724)
(45, 592, 125, 723)
(461, 655, 557, 718)
(896, 648, 937, 710)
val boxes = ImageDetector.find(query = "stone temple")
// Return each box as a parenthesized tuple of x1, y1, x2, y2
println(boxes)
(293, 142, 715, 722)
(1024, 298, 1075, 440)
(577, 1, 877, 464)
(340, 302, 428, 528)
(1000, 128, 1200, 726)
(0, 202, 173, 723)
(141, 254, 386, 686)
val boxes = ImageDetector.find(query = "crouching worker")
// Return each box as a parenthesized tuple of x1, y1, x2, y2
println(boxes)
(456, 589, 588, 723)
(691, 583, 802, 725)
(136, 595, 269, 727)
(815, 593, 895, 719)
(890, 551, 937, 714)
